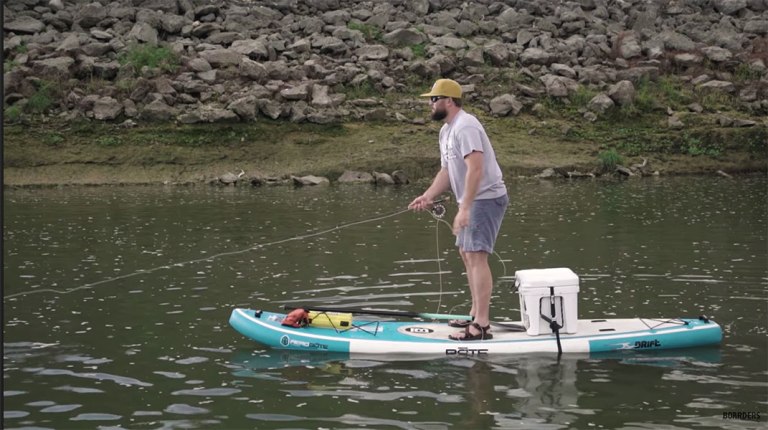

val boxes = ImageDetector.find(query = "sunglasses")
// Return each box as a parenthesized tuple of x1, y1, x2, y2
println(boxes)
(430, 96, 448, 103)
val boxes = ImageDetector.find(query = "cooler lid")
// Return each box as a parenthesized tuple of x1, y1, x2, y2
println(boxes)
(515, 267, 579, 289)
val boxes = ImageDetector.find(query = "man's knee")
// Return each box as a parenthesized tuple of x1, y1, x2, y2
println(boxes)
(462, 250, 489, 266)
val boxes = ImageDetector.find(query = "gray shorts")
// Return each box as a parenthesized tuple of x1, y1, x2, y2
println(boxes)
(455, 194, 509, 253)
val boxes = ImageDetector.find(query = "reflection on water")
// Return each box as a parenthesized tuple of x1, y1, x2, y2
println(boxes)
(3, 177, 767, 428)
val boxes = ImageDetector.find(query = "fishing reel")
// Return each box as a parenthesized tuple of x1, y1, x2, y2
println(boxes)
(431, 201, 447, 218)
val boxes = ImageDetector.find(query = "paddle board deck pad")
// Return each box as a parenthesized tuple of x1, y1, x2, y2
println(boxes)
(229, 309, 722, 355)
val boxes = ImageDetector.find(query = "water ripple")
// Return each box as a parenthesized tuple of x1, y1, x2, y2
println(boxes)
(175, 356, 209, 365)
(3, 410, 30, 419)
(164, 403, 210, 415)
(285, 389, 463, 402)
(40, 404, 81, 413)
(35, 369, 152, 387)
(70, 413, 122, 421)
(171, 388, 241, 396)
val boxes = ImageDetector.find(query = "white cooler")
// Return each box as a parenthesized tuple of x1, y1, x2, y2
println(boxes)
(516, 268, 580, 336)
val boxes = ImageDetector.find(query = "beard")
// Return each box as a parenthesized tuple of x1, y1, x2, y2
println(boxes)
(431, 108, 447, 121)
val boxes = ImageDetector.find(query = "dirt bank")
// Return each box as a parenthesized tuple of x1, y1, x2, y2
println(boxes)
(3, 111, 766, 187)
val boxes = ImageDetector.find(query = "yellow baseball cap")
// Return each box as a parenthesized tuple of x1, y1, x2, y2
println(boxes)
(420, 78, 462, 98)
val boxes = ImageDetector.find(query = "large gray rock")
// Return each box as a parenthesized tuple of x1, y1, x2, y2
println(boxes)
(433, 36, 467, 50)
(313, 36, 348, 54)
(489, 94, 523, 116)
(616, 67, 659, 83)
(701, 46, 733, 62)
(292, 175, 330, 186)
(462, 47, 485, 67)
(520, 48, 555, 65)
(280, 84, 311, 101)
(338, 170, 374, 184)
(239, 58, 267, 83)
(178, 106, 239, 123)
(322, 10, 350, 25)
(551, 63, 576, 79)
(49, 0, 65, 11)
(231, 39, 269, 59)
(188, 58, 212, 73)
(32, 57, 75, 76)
(373, 171, 395, 185)
(588, 93, 615, 113)
(407, 0, 430, 16)
(4, 16, 46, 34)
(657, 31, 696, 51)
(744, 20, 768, 34)
(673, 53, 704, 67)
(127, 22, 158, 44)
(392, 170, 409, 185)
(617, 33, 642, 59)
(484, 43, 509, 65)
(93, 96, 123, 120)
(713, 0, 747, 15)
(82, 42, 112, 57)
(162, 14, 186, 34)
(608, 80, 635, 106)
(141, 99, 179, 121)
(198, 49, 242, 67)
(139, 0, 179, 14)
(382, 28, 426, 46)
(311, 84, 334, 107)
(540, 74, 578, 97)
(77, 3, 107, 29)
(228, 96, 258, 120)
(90, 60, 120, 79)
(356, 45, 389, 61)
(259, 99, 283, 119)
(56, 33, 81, 52)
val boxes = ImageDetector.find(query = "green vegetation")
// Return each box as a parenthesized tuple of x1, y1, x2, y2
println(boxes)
(4, 42, 28, 72)
(97, 136, 122, 146)
(597, 148, 623, 173)
(696, 90, 734, 111)
(410, 43, 427, 58)
(348, 22, 382, 42)
(734, 63, 765, 82)
(118, 44, 179, 76)
(4, 106, 23, 123)
(26, 81, 55, 113)
(339, 80, 380, 99)
(4, 59, 19, 73)
(43, 132, 65, 146)
(680, 133, 723, 157)
(569, 86, 599, 110)
(3, 113, 764, 186)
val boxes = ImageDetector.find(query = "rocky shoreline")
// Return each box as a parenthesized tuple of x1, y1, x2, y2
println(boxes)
(4, 0, 767, 125)
(4, 0, 767, 187)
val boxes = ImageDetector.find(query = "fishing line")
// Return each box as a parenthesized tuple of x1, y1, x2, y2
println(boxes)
(4, 206, 413, 300)
(6, 199, 506, 309)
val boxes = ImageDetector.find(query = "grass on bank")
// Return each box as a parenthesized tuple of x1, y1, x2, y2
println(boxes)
(5, 109, 765, 186)
(118, 43, 180, 76)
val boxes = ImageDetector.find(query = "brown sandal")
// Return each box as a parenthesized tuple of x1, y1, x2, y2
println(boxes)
(448, 322, 492, 341)
(448, 318, 474, 328)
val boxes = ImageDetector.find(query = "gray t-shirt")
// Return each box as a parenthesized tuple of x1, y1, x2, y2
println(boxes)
(439, 110, 507, 204)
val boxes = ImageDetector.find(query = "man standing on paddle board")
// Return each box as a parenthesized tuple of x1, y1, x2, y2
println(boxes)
(408, 78, 509, 341)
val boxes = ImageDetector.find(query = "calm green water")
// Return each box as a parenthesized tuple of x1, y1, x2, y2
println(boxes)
(3, 177, 767, 429)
